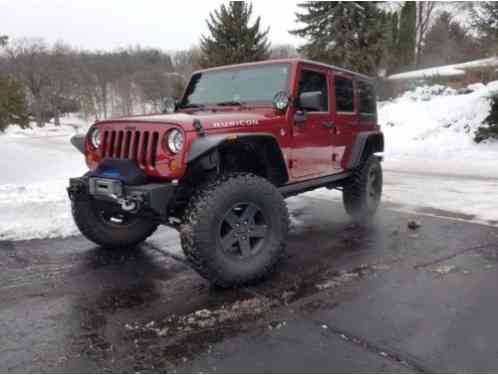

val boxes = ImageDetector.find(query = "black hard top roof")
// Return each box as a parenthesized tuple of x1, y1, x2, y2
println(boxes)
(193, 58, 373, 81)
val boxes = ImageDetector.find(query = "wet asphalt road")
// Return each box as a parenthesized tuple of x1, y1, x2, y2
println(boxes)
(1, 196, 498, 373)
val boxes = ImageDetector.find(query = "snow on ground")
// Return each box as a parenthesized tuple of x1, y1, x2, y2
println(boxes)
(0, 115, 90, 240)
(1, 82, 498, 241)
(300, 172, 498, 227)
(379, 82, 498, 178)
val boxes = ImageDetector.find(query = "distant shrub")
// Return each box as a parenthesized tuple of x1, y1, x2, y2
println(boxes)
(400, 84, 456, 101)
(0, 74, 29, 132)
(475, 94, 498, 143)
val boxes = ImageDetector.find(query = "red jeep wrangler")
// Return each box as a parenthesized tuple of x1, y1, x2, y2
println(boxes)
(68, 59, 384, 287)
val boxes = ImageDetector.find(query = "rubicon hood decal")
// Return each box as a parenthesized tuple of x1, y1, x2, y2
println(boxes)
(213, 119, 259, 128)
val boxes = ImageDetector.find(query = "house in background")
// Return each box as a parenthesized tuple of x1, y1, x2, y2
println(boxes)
(381, 57, 498, 99)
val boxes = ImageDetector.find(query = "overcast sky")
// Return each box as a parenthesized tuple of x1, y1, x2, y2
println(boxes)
(0, 0, 304, 51)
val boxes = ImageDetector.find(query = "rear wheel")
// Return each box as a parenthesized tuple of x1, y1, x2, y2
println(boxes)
(72, 198, 158, 249)
(180, 173, 289, 287)
(343, 155, 383, 221)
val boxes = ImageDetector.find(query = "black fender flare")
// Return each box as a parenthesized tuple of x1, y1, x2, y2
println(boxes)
(347, 131, 384, 169)
(71, 134, 86, 154)
(186, 132, 289, 182)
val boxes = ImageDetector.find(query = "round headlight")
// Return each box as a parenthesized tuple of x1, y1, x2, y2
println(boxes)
(166, 129, 184, 154)
(90, 128, 101, 149)
(273, 91, 290, 112)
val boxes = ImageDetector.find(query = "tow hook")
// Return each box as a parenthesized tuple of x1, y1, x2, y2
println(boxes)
(107, 194, 140, 213)
(119, 198, 138, 212)
(113, 193, 144, 213)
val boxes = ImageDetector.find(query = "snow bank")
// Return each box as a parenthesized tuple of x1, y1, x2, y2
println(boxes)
(0, 183, 80, 239)
(379, 81, 498, 178)
(0, 115, 90, 240)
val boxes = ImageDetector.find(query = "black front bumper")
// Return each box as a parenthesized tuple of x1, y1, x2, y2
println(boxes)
(67, 176, 177, 219)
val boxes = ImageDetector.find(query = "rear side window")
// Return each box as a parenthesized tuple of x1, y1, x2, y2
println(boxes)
(358, 81, 376, 115)
(298, 69, 329, 111)
(334, 76, 354, 113)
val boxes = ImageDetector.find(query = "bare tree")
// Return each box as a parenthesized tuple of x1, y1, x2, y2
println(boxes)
(415, 2, 438, 66)
(86, 52, 117, 119)
(269, 44, 300, 60)
(46, 43, 80, 125)
(6, 38, 51, 127)
(172, 46, 203, 79)
(3, 40, 217, 122)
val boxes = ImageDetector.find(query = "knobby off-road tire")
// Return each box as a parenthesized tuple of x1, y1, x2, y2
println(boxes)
(343, 155, 383, 222)
(72, 198, 158, 249)
(180, 173, 290, 288)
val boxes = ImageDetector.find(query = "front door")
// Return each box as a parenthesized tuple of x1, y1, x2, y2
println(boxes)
(290, 65, 334, 179)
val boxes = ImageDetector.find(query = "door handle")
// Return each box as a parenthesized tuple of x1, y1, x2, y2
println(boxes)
(323, 121, 335, 129)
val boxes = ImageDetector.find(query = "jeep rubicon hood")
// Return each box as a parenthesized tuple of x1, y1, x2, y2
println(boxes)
(104, 109, 278, 132)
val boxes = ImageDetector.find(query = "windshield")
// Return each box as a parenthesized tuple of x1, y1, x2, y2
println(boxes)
(181, 63, 290, 107)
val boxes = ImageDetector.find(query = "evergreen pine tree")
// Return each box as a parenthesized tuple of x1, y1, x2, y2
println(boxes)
(388, 12, 399, 72)
(391, 12, 399, 50)
(395, 1, 416, 72)
(380, 11, 400, 75)
(0, 74, 29, 132)
(291, 2, 387, 76)
(472, 1, 498, 55)
(475, 94, 498, 143)
(200, 2, 270, 68)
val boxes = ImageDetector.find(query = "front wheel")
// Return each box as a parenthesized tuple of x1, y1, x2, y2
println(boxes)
(343, 155, 383, 222)
(180, 173, 289, 287)
(72, 198, 158, 249)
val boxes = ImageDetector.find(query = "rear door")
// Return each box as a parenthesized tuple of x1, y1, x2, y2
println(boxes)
(356, 79, 378, 129)
(330, 73, 357, 171)
(290, 64, 334, 179)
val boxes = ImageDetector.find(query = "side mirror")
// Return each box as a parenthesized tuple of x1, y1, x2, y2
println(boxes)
(161, 97, 177, 114)
(298, 91, 322, 112)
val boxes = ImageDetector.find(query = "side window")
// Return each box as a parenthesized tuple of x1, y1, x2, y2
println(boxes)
(298, 69, 329, 111)
(358, 81, 376, 115)
(334, 76, 354, 113)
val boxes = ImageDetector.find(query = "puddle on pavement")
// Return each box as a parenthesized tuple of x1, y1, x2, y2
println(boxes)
(94, 282, 161, 313)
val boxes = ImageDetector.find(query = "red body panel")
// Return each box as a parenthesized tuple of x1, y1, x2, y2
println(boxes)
(84, 59, 378, 184)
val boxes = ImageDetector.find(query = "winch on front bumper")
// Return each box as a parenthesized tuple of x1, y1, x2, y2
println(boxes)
(67, 158, 177, 221)
(67, 177, 177, 220)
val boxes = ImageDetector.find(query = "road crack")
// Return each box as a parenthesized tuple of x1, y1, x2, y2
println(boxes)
(413, 243, 498, 269)
(314, 320, 432, 373)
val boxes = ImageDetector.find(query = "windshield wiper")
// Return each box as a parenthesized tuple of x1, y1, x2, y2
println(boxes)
(216, 101, 246, 107)
(179, 103, 205, 109)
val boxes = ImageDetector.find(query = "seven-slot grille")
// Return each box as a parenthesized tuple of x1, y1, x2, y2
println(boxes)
(101, 130, 160, 168)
